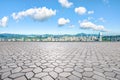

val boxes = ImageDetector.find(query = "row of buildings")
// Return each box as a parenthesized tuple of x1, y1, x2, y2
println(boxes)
(0, 36, 99, 42)
(0, 32, 120, 42)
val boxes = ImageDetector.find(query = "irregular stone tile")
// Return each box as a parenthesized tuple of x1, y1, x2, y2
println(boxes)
(40, 65, 47, 69)
(9, 65, 18, 68)
(25, 71, 34, 79)
(54, 67, 63, 73)
(116, 74, 120, 79)
(74, 66, 84, 73)
(64, 68, 73, 72)
(72, 71, 82, 78)
(17, 62, 24, 66)
(43, 68, 53, 72)
(3, 78, 12, 80)
(93, 67, 104, 73)
(12, 67, 22, 73)
(103, 68, 113, 72)
(92, 75, 106, 80)
(0, 68, 12, 73)
(33, 67, 42, 73)
(68, 75, 81, 80)
(29, 65, 37, 68)
(83, 77, 95, 80)
(57, 76, 69, 80)
(35, 72, 48, 78)
(59, 72, 71, 77)
(9, 73, 25, 78)
(82, 71, 94, 78)
(14, 76, 27, 80)
(84, 68, 93, 72)
(93, 71, 105, 77)
(106, 77, 118, 80)
(104, 71, 116, 78)
(42, 76, 54, 80)
(1, 66, 8, 69)
(35, 62, 41, 66)
(49, 71, 58, 79)
(52, 62, 59, 66)
(1, 71, 11, 79)
(21, 68, 33, 72)
(31, 77, 41, 80)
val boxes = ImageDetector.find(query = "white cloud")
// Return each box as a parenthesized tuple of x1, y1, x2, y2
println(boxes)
(79, 20, 106, 31)
(75, 7, 87, 15)
(58, 0, 73, 8)
(58, 18, 70, 26)
(12, 7, 56, 21)
(0, 16, 8, 27)
(88, 10, 94, 14)
(98, 17, 105, 22)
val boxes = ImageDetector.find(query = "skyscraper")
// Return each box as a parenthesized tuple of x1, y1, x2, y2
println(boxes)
(99, 32, 102, 41)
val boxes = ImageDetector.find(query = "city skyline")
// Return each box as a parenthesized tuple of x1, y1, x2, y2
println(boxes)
(0, 0, 120, 34)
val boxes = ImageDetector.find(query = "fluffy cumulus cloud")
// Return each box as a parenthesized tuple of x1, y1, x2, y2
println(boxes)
(0, 16, 8, 27)
(58, 0, 73, 8)
(58, 18, 70, 26)
(75, 7, 87, 15)
(88, 10, 94, 14)
(12, 7, 56, 21)
(79, 20, 106, 31)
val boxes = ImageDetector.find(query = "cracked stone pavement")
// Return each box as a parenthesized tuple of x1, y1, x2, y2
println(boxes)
(0, 42, 120, 80)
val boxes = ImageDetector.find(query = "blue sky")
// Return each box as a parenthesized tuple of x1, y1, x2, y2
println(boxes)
(0, 0, 120, 34)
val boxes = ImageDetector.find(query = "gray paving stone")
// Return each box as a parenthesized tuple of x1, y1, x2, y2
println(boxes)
(83, 77, 95, 80)
(14, 76, 27, 80)
(72, 71, 82, 78)
(21, 68, 33, 72)
(29, 65, 37, 68)
(0, 68, 12, 73)
(49, 71, 58, 79)
(68, 75, 81, 80)
(25, 71, 34, 79)
(64, 68, 73, 72)
(93, 71, 105, 77)
(93, 67, 104, 73)
(54, 67, 63, 73)
(3, 78, 12, 80)
(9, 73, 25, 78)
(42, 76, 54, 80)
(116, 74, 120, 79)
(33, 67, 42, 73)
(103, 68, 113, 72)
(106, 77, 118, 80)
(35, 72, 48, 78)
(31, 77, 41, 80)
(57, 76, 69, 80)
(1, 71, 11, 79)
(104, 71, 116, 78)
(74, 66, 84, 73)
(92, 75, 106, 80)
(35, 62, 41, 66)
(82, 71, 94, 78)
(59, 72, 71, 77)
(12, 67, 22, 73)
(84, 68, 93, 72)
(43, 68, 53, 72)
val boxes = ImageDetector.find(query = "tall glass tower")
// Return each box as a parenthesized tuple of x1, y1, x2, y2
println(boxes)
(99, 32, 102, 41)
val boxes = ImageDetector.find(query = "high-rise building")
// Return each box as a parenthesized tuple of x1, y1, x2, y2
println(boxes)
(99, 32, 102, 41)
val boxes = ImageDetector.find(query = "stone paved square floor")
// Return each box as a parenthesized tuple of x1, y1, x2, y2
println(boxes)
(0, 42, 120, 80)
